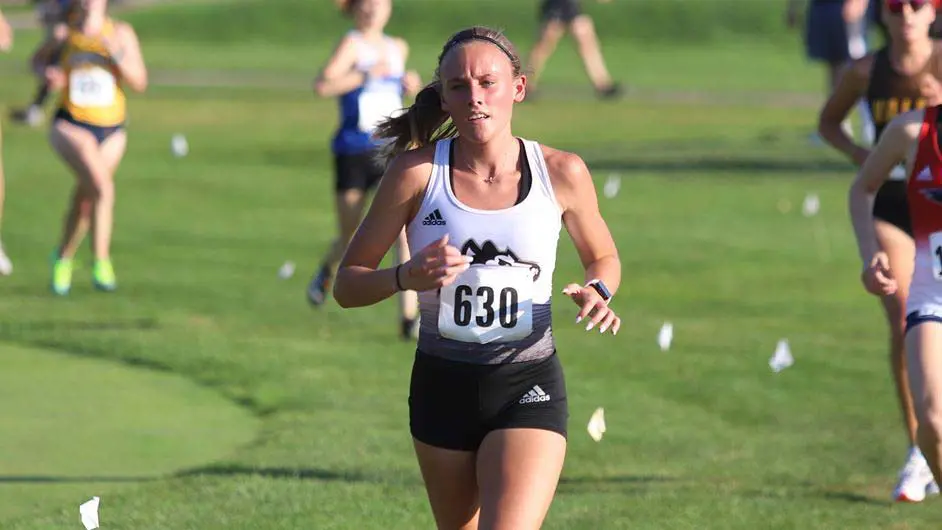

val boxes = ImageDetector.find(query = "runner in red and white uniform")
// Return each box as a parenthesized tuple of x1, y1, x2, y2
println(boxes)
(851, 104, 942, 494)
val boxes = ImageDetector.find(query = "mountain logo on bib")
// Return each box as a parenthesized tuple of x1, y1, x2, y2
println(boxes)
(919, 188, 942, 206)
(460, 239, 541, 281)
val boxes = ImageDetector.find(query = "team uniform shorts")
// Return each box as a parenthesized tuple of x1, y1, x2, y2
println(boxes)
(409, 349, 569, 451)
(333, 148, 385, 193)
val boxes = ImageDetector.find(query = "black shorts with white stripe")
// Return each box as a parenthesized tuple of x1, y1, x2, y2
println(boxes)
(408, 349, 569, 451)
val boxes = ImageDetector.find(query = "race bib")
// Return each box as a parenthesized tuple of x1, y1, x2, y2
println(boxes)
(69, 67, 116, 108)
(931, 231, 942, 281)
(358, 89, 402, 133)
(438, 264, 534, 344)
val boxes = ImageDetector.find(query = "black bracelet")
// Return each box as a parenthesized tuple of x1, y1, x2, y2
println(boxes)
(395, 264, 405, 291)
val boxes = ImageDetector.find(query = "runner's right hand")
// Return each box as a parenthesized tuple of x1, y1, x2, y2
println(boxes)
(400, 234, 472, 291)
(862, 251, 898, 296)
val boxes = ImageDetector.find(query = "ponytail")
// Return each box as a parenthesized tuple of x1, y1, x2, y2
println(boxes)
(373, 82, 457, 162)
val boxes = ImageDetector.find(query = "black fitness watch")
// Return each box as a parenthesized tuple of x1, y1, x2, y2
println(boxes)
(585, 279, 612, 303)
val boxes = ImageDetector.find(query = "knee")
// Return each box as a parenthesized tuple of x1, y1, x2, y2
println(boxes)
(338, 189, 363, 207)
(87, 176, 114, 201)
(78, 194, 94, 216)
(75, 181, 94, 202)
(570, 16, 595, 41)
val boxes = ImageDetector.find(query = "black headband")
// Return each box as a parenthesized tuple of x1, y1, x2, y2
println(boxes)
(441, 33, 515, 63)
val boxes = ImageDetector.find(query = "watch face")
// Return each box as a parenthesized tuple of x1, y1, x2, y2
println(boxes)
(591, 281, 611, 300)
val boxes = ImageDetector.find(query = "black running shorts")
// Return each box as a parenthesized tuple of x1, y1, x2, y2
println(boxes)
(540, 0, 581, 23)
(873, 180, 912, 237)
(333, 149, 385, 193)
(408, 350, 569, 451)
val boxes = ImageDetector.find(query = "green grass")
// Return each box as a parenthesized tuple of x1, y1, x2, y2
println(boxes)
(2, 0, 940, 528)
(119, 0, 799, 46)
(0, 344, 258, 523)
(1, 0, 832, 93)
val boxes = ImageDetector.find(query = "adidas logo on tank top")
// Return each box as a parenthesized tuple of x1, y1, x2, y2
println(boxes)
(422, 209, 446, 226)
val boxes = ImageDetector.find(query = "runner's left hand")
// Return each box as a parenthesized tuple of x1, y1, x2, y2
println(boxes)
(562, 283, 620, 335)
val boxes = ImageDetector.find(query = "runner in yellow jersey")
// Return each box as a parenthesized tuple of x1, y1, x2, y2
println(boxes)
(33, 0, 147, 295)
(0, 8, 14, 276)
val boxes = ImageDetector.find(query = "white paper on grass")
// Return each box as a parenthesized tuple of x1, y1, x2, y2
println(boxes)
(587, 407, 606, 442)
(171, 134, 189, 157)
(657, 322, 673, 352)
(279, 261, 296, 279)
(80, 496, 100, 530)
(802, 193, 820, 217)
(603, 174, 621, 199)
(769, 339, 794, 373)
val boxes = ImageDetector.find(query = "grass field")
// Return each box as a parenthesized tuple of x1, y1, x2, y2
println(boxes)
(3, 0, 942, 528)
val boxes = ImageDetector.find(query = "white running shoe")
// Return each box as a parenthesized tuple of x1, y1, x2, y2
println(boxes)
(894, 447, 937, 503)
(927, 479, 940, 497)
(0, 244, 12, 276)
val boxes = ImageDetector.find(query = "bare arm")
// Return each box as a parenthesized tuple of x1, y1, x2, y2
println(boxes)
(819, 57, 872, 166)
(0, 9, 12, 52)
(546, 147, 622, 334)
(334, 147, 473, 308)
(30, 23, 68, 92)
(108, 22, 147, 93)
(848, 110, 923, 265)
(395, 37, 421, 97)
(547, 148, 621, 294)
(842, 0, 869, 22)
(334, 147, 467, 308)
(32, 25, 67, 75)
(313, 35, 366, 98)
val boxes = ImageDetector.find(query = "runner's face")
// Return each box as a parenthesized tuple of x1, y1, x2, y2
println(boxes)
(439, 41, 526, 144)
(355, 0, 391, 30)
(884, 0, 937, 44)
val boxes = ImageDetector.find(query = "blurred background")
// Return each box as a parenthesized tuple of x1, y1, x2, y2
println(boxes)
(2, 0, 942, 528)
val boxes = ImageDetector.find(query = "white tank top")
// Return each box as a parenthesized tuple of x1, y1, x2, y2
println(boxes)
(406, 138, 563, 364)
(349, 30, 404, 133)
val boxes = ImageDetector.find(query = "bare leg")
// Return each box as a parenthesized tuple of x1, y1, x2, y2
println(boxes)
(569, 15, 619, 95)
(413, 439, 480, 529)
(526, 20, 566, 94)
(875, 220, 919, 446)
(396, 228, 419, 339)
(476, 429, 567, 530)
(308, 188, 367, 306)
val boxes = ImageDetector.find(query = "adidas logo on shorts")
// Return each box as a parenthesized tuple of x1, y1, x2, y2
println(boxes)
(519, 385, 551, 404)
(422, 209, 446, 226)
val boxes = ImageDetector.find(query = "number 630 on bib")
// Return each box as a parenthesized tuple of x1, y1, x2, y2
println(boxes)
(438, 264, 534, 344)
